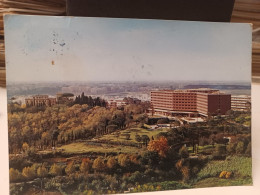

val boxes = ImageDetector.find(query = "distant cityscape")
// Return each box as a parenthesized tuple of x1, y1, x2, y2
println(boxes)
(14, 82, 251, 120)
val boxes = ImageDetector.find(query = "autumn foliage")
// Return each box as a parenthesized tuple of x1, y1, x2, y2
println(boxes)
(147, 136, 169, 157)
(80, 158, 93, 173)
(219, 171, 232, 179)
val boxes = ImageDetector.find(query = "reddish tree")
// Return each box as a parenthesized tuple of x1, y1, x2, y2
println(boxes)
(147, 136, 169, 157)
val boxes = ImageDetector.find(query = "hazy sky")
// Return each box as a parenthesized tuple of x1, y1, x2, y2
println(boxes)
(4, 15, 251, 83)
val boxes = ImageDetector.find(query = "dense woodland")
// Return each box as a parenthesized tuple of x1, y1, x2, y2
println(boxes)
(8, 95, 252, 194)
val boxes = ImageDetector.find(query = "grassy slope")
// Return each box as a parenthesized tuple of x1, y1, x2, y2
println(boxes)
(55, 128, 168, 155)
(194, 156, 252, 188)
(98, 128, 168, 144)
(194, 177, 252, 188)
(58, 142, 144, 154)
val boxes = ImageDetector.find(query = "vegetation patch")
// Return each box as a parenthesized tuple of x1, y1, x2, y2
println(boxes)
(58, 142, 142, 154)
(193, 177, 252, 188)
(197, 156, 252, 180)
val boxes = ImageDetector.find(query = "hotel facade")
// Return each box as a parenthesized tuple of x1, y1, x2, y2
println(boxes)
(150, 89, 231, 117)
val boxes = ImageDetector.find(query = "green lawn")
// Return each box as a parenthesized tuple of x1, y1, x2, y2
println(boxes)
(57, 128, 168, 155)
(194, 177, 252, 188)
(57, 142, 144, 155)
(98, 127, 168, 144)
(197, 156, 252, 180)
(193, 155, 252, 188)
(187, 145, 215, 154)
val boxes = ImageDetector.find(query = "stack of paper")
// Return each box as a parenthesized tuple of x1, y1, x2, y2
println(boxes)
(0, 39, 5, 86)
(231, 0, 260, 79)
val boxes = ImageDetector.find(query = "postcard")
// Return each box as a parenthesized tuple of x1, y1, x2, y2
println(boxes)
(4, 15, 252, 194)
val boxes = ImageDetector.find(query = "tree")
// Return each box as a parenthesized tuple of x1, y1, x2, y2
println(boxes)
(236, 141, 245, 154)
(227, 142, 237, 154)
(245, 142, 251, 156)
(128, 171, 142, 184)
(157, 118, 169, 124)
(215, 144, 226, 156)
(22, 142, 29, 152)
(141, 135, 150, 147)
(92, 157, 106, 172)
(37, 164, 48, 190)
(65, 161, 76, 175)
(140, 151, 160, 169)
(80, 158, 92, 173)
(135, 134, 142, 142)
(107, 156, 118, 169)
(9, 168, 22, 182)
(118, 154, 130, 167)
(107, 125, 118, 133)
(179, 146, 189, 159)
(22, 166, 36, 180)
(181, 166, 190, 182)
(49, 163, 63, 176)
(147, 136, 169, 157)
(124, 133, 131, 140)
(37, 165, 48, 178)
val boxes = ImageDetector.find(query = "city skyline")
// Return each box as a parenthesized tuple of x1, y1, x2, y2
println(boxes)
(5, 15, 252, 83)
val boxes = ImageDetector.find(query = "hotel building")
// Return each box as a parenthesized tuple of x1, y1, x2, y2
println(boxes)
(150, 89, 231, 117)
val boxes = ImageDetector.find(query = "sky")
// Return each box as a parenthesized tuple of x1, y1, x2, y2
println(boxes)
(4, 15, 252, 83)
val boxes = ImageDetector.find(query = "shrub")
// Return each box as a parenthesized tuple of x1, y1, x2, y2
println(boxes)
(128, 171, 142, 184)
(245, 142, 251, 156)
(225, 171, 232, 179)
(227, 143, 237, 154)
(236, 141, 245, 154)
(215, 144, 226, 156)
(22, 142, 29, 152)
(140, 151, 160, 169)
(181, 166, 190, 182)
(123, 134, 131, 140)
(219, 171, 227, 178)
(157, 118, 169, 124)
(219, 171, 232, 179)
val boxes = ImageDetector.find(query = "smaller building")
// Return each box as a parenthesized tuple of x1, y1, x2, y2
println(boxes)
(231, 95, 251, 111)
(107, 99, 128, 108)
(25, 95, 56, 107)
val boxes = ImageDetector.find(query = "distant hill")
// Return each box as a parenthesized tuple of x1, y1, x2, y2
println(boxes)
(183, 84, 251, 90)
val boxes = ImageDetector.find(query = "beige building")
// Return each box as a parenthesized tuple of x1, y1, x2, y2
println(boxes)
(107, 99, 128, 108)
(231, 95, 251, 111)
(25, 95, 56, 107)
